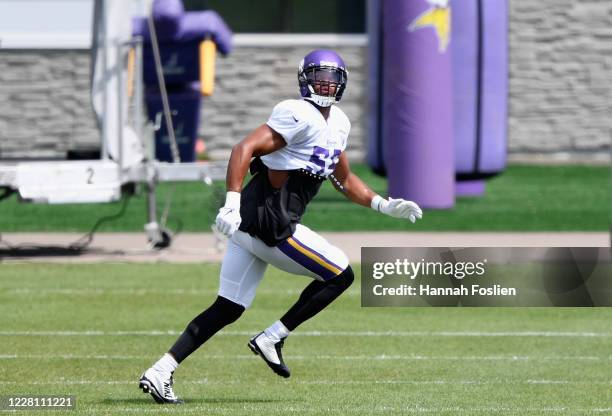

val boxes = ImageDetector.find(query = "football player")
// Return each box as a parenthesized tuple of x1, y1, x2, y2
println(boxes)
(139, 49, 422, 404)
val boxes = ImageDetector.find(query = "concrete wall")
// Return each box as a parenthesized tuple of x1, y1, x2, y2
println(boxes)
(507, 0, 612, 163)
(0, 0, 610, 163)
(0, 51, 98, 159)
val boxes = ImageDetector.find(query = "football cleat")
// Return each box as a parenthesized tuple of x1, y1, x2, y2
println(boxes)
(139, 368, 183, 404)
(248, 332, 291, 378)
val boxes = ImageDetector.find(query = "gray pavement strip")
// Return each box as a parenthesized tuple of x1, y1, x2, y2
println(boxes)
(0, 232, 609, 263)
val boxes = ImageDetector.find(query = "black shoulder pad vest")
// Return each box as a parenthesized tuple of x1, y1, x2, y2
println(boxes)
(238, 157, 324, 246)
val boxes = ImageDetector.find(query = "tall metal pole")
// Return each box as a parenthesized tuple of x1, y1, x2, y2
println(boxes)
(116, 42, 124, 170)
(146, 9, 181, 163)
(100, 1, 109, 160)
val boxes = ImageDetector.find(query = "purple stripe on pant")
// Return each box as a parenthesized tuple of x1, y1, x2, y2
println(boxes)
(277, 240, 337, 281)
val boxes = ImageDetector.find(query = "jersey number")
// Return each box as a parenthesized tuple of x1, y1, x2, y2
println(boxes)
(308, 146, 341, 175)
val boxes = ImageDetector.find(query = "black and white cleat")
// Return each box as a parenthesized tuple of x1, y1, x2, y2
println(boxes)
(139, 368, 183, 404)
(248, 331, 291, 378)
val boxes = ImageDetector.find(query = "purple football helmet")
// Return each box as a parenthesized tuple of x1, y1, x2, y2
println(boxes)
(298, 49, 348, 107)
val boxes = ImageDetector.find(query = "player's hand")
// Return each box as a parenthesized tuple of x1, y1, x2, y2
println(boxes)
(215, 207, 241, 236)
(372, 196, 423, 223)
(214, 191, 242, 237)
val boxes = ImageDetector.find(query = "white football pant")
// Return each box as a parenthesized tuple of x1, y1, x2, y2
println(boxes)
(218, 224, 349, 308)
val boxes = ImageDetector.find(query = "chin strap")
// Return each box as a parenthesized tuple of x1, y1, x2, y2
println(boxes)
(305, 94, 336, 108)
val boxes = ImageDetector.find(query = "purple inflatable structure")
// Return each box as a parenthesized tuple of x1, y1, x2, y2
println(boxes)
(453, 0, 508, 195)
(132, 0, 232, 162)
(132, 0, 233, 86)
(367, 0, 508, 205)
(382, 0, 455, 209)
(132, 2, 232, 51)
(366, 0, 385, 175)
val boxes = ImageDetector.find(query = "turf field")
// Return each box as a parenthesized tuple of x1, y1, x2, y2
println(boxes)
(0, 164, 608, 232)
(1, 263, 610, 415)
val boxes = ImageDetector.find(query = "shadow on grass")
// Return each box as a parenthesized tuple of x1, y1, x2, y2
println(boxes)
(101, 396, 289, 406)
(0, 246, 124, 260)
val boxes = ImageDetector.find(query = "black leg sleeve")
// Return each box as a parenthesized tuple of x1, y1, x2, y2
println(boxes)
(280, 266, 354, 331)
(169, 296, 245, 363)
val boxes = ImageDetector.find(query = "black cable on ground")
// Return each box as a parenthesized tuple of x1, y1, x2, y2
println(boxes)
(0, 194, 132, 258)
(68, 195, 132, 250)
(0, 188, 16, 202)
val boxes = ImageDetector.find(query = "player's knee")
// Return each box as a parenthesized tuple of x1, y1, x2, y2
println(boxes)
(214, 296, 245, 324)
(331, 265, 354, 290)
(187, 296, 245, 336)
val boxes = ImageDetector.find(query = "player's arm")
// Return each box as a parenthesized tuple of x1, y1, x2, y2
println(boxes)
(330, 153, 423, 223)
(330, 152, 377, 208)
(226, 124, 286, 192)
(215, 124, 286, 236)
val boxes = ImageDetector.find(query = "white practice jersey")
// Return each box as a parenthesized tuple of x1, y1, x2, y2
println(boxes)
(262, 99, 350, 177)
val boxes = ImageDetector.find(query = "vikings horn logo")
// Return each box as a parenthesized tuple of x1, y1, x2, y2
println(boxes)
(408, 0, 451, 53)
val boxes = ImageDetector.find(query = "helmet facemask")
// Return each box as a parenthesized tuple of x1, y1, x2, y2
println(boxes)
(299, 66, 347, 108)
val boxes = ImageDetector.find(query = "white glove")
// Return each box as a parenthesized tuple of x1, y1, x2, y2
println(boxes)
(371, 195, 423, 223)
(215, 191, 242, 237)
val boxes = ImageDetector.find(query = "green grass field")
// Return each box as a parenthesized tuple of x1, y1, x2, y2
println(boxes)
(0, 164, 608, 232)
(1, 263, 610, 415)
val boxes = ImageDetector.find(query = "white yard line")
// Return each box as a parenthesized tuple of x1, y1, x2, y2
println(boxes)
(0, 330, 609, 337)
(3, 288, 360, 296)
(0, 379, 608, 386)
(0, 354, 608, 361)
